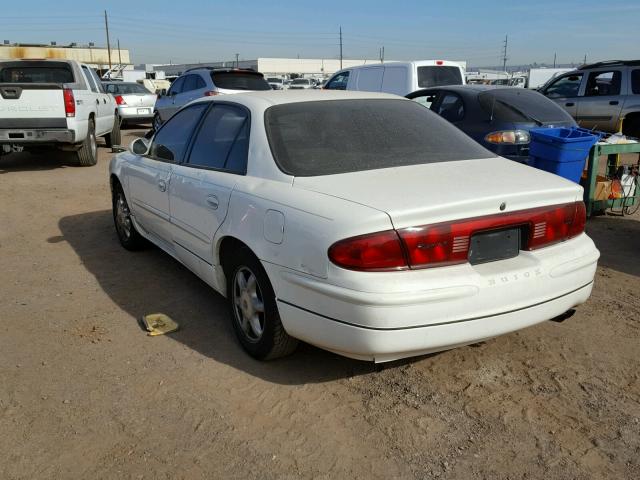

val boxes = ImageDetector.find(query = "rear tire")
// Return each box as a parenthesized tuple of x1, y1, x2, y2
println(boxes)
(225, 248, 298, 360)
(73, 119, 97, 166)
(105, 114, 121, 148)
(112, 183, 146, 250)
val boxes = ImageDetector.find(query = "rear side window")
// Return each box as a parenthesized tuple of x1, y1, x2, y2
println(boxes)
(210, 72, 270, 91)
(81, 66, 98, 93)
(150, 103, 208, 162)
(478, 89, 575, 123)
(324, 71, 350, 90)
(585, 70, 621, 96)
(264, 99, 494, 177)
(187, 104, 249, 173)
(417, 66, 463, 88)
(633, 70, 640, 95)
(0, 63, 73, 83)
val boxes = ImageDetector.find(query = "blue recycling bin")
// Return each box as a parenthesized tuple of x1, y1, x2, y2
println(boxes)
(529, 127, 601, 183)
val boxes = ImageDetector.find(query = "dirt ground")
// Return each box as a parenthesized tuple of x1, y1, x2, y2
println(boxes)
(1, 128, 639, 480)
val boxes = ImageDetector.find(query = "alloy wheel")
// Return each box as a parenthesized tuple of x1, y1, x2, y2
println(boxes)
(232, 267, 265, 342)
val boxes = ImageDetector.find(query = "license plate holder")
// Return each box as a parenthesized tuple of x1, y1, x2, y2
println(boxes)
(468, 227, 520, 265)
(137, 108, 150, 115)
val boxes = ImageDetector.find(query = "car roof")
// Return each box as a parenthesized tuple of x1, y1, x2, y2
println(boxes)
(411, 85, 525, 96)
(188, 90, 404, 110)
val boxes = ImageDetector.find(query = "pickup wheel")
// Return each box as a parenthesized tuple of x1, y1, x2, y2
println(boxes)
(112, 183, 146, 250)
(105, 114, 121, 148)
(73, 118, 97, 166)
(226, 248, 298, 360)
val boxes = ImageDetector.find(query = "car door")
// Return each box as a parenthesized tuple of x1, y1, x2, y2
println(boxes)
(169, 103, 250, 274)
(577, 69, 624, 131)
(88, 67, 115, 134)
(80, 65, 107, 133)
(540, 72, 583, 119)
(126, 103, 208, 244)
(158, 76, 185, 121)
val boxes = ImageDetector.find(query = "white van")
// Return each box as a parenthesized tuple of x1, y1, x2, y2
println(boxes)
(323, 60, 466, 96)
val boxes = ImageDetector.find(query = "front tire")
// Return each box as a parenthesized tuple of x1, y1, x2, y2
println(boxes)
(73, 118, 97, 166)
(105, 114, 121, 148)
(112, 184, 146, 250)
(226, 249, 298, 360)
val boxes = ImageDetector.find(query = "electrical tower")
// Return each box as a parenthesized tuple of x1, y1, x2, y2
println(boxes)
(501, 35, 508, 72)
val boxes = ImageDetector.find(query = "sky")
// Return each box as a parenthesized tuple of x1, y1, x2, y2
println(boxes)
(1, 0, 638, 67)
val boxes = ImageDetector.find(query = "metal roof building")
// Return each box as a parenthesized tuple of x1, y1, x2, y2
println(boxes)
(0, 42, 131, 69)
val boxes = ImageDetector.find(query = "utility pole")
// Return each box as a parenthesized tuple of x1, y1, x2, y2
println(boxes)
(379, 46, 385, 63)
(117, 39, 122, 66)
(339, 26, 343, 69)
(235, 53, 239, 68)
(104, 10, 112, 70)
(553, 52, 556, 68)
(583, 53, 587, 65)
(501, 34, 508, 72)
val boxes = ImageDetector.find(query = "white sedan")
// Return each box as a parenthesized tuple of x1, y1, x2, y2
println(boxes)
(109, 90, 599, 362)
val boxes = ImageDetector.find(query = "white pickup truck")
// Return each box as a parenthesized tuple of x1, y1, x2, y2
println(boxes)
(0, 59, 121, 166)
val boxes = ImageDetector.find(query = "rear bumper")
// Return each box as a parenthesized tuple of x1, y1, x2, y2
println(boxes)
(0, 128, 75, 144)
(266, 233, 599, 362)
(277, 282, 593, 362)
(118, 106, 154, 121)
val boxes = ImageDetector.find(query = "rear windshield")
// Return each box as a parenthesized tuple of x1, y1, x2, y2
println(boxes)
(103, 82, 150, 94)
(0, 63, 74, 83)
(292, 79, 310, 85)
(264, 99, 494, 177)
(417, 66, 463, 88)
(210, 72, 270, 91)
(478, 89, 575, 123)
(267, 77, 282, 83)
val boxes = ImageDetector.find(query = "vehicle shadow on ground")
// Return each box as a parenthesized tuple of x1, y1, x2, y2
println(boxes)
(57, 209, 413, 384)
(0, 151, 72, 173)
(586, 213, 640, 277)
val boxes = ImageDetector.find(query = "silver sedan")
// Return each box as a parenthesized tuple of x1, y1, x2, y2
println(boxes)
(103, 82, 157, 126)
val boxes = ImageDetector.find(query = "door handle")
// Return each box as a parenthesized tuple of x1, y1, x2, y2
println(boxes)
(565, 102, 575, 107)
(609, 100, 619, 105)
(95, 99, 100, 105)
(206, 195, 219, 210)
(103, 98, 107, 104)
(157, 179, 167, 192)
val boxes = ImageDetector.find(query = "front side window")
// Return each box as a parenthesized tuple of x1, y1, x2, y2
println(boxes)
(264, 99, 494, 177)
(434, 92, 465, 122)
(150, 103, 208, 162)
(585, 70, 621, 96)
(183, 74, 205, 92)
(324, 71, 350, 90)
(544, 74, 583, 98)
(187, 104, 249, 174)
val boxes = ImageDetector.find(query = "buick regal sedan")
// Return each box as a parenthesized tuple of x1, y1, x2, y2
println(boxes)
(109, 90, 599, 362)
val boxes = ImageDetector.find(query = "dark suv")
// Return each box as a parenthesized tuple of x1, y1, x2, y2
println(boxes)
(539, 60, 640, 136)
(154, 67, 270, 129)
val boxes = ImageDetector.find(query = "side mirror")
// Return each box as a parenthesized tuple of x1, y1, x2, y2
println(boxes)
(130, 137, 150, 155)
(160, 88, 167, 96)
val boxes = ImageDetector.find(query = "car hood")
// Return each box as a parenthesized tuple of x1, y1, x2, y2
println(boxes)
(293, 157, 582, 229)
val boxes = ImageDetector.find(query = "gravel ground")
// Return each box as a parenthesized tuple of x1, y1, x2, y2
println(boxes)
(1, 128, 639, 479)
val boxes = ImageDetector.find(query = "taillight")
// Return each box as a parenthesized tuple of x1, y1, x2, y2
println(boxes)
(485, 130, 530, 145)
(328, 230, 407, 271)
(203, 91, 218, 97)
(328, 202, 586, 271)
(63, 88, 75, 117)
(114, 95, 126, 105)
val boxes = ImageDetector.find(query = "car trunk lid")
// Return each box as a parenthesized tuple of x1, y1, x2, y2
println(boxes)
(293, 157, 581, 229)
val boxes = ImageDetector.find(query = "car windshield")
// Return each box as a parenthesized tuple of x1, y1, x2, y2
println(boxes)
(210, 72, 270, 91)
(292, 79, 310, 85)
(478, 89, 574, 123)
(104, 82, 150, 94)
(417, 66, 463, 88)
(264, 99, 495, 177)
(0, 63, 74, 83)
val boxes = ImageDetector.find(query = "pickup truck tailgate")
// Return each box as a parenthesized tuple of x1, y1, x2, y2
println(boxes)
(0, 84, 67, 128)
